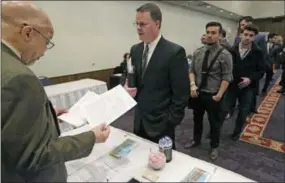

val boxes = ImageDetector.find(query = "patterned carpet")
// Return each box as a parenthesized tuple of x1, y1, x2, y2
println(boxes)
(240, 78, 285, 153)
(111, 73, 285, 182)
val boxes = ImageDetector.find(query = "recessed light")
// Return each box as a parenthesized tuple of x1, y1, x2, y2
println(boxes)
(220, 10, 224, 12)
(206, 5, 211, 8)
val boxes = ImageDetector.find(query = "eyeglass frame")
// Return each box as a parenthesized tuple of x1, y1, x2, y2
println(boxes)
(22, 23, 55, 49)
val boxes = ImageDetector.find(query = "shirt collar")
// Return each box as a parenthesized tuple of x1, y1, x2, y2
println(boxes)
(239, 42, 252, 50)
(206, 42, 220, 52)
(1, 39, 21, 59)
(144, 33, 162, 49)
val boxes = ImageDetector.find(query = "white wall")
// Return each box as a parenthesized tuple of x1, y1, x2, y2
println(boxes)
(30, 1, 236, 77)
(203, 1, 285, 18)
(203, 1, 251, 16)
(249, 1, 285, 18)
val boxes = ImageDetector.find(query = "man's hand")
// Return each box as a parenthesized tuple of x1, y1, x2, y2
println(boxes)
(55, 108, 68, 116)
(124, 80, 137, 98)
(92, 123, 111, 143)
(238, 77, 251, 89)
(212, 94, 222, 102)
(190, 84, 199, 98)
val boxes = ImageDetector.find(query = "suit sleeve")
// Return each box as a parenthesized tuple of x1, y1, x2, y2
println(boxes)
(249, 50, 266, 82)
(1, 75, 96, 173)
(189, 49, 198, 74)
(168, 47, 190, 126)
(257, 36, 267, 62)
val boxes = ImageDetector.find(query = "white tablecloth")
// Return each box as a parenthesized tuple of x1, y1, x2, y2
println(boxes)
(45, 78, 107, 109)
(62, 126, 255, 182)
(44, 78, 108, 132)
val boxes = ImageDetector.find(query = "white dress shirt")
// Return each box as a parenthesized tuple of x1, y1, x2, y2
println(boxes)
(2, 39, 21, 59)
(239, 42, 251, 60)
(143, 33, 162, 68)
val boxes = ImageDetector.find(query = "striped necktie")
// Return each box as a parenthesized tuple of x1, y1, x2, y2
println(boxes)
(141, 44, 149, 76)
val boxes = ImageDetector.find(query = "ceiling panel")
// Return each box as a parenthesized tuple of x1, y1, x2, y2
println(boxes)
(158, 0, 242, 21)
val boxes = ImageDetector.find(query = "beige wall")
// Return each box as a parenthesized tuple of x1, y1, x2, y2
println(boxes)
(203, 1, 284, 18)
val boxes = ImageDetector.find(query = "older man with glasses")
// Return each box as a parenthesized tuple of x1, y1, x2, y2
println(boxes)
(1, 2, 111, 182)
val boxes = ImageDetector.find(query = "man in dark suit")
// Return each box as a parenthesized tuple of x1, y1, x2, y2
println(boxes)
(1, 2, 110, 182)
(123, 3, 189, 149)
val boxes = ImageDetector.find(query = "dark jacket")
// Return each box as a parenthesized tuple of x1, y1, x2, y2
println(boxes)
(230, 42, 265, 89)
(1, 43, 95, 182)
(122, 37, 189, 137)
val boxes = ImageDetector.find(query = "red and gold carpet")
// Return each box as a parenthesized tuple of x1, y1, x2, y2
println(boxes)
(240, 78, 285, 153)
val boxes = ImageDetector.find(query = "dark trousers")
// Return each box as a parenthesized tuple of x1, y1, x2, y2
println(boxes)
(280, 69, 285, 88)
(192, 92, 223, 148)
(262, 64, 274, 92)
(225, 84, 255, 135)
(135, 122, 176, 150)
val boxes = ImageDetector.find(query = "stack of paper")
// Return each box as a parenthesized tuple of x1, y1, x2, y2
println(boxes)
(58, 85, 137, 127)
(58, 91, 99, 127)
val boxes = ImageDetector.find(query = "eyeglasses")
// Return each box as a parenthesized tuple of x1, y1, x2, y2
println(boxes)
(22, 23, 55, 49)
(32, 27, 55, 49)
(133, 22, 149, 28)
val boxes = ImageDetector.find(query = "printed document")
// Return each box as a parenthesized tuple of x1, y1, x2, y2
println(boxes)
(58, 91, 99, 127)
(81, 85, 137, 126)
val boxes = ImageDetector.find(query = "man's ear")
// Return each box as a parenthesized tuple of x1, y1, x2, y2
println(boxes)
(20, 25, 34, 42)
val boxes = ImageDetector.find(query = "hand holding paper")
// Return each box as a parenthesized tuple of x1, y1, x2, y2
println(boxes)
(57, 91, 99, 127)
(92, 123, 110, 143)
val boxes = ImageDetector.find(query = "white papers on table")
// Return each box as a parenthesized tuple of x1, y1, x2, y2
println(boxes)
(81, 85, 137, 127)
(58, 91, 99, 127)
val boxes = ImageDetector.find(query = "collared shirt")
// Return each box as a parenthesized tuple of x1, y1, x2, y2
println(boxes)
(1, 39, 21, 59)
(239, 42, 251, 60)
(267, 42, 273, 53)
(143, 33, 162, 68)
(190, 43, 233, 93)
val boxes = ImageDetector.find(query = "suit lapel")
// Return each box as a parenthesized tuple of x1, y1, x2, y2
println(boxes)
(134, 43, 144, 80)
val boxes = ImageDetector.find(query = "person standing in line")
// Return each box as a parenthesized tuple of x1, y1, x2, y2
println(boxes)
(123, 3, 189, 150)
(1, 2, 110, 182)
(185, 22, 233, 160)
(261, 33, 277, 95)
(219, 29, 232, 51)
(225, 25, 265, 141)
(275, 43, 285, 94)
(232, 16, 266, 118)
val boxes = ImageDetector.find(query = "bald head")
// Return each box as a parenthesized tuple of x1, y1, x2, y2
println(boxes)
(2, 1, 53, 32)
(2, 1, 54, 65)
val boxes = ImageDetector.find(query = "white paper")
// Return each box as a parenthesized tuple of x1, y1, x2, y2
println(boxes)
(81, 85, 137, 127)
(58, 91, 99, 127)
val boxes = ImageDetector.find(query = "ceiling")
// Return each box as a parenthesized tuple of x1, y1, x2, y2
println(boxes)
(159, 0, 242, 21)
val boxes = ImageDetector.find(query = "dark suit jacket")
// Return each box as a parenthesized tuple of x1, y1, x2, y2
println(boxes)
(1, 43, 96, 182)
(126, 37, 189, 137)
(271, 43, 283, 64)
(230, 42, 265, 89)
